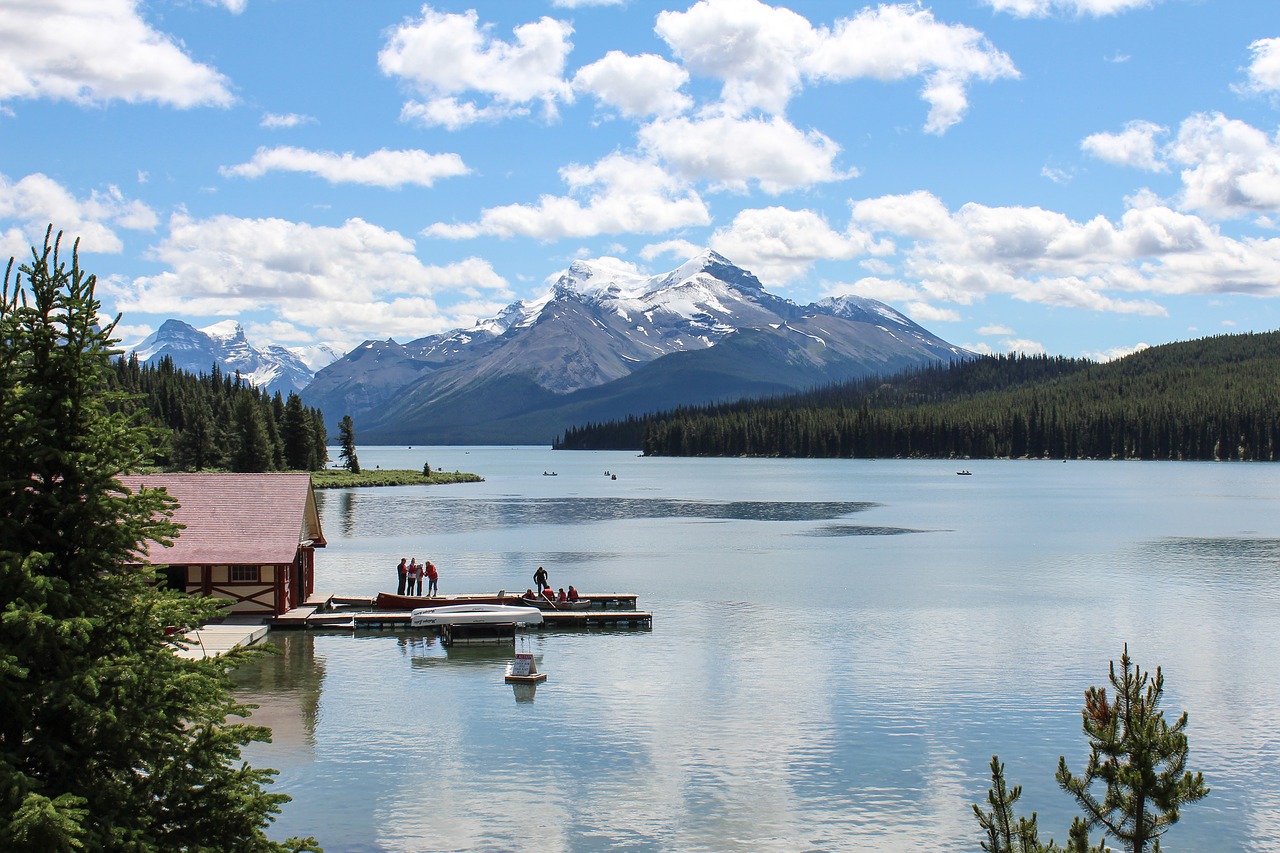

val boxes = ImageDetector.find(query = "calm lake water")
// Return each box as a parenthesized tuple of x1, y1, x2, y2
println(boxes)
(233, 447, 1280, 852)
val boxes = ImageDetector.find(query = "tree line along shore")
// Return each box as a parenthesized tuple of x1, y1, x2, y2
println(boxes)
(555, 332, 1280, 461)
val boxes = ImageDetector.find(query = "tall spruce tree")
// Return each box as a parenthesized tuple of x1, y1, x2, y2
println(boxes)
(338, 414, 359, 473)
(0, 230, 318, 851)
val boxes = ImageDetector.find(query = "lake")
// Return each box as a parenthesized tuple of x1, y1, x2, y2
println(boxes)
(233, 447, 1280, 852)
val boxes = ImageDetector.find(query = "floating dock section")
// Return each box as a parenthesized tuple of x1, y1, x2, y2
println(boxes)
(272, 591, 652, 633)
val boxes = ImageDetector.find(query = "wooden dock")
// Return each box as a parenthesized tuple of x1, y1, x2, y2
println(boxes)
(271, 608, 652, 631)
(173, 618, 270, 659)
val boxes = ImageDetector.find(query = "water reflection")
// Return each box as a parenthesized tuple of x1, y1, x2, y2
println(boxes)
(803, 524, 933, 537)
(319, 493, 877, 538)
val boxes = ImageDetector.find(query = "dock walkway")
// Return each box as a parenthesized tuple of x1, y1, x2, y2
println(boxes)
(173, 616, 270, 659)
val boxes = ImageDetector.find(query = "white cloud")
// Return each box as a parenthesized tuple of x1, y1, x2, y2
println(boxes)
(805, 4, 1019, 134)
(1242, 37, 1280, 95)
(573, 51, 692, 118)
(1080, 113, 1280, 219)
(260, 112, 315, 129)
(551, 0, 622, 6)
(848, 189, 1280, 315)
(1083, 342, 1149, 361)
(220, 146, 469, 189)
(655, 0, 1017, 134)
(639, 114, 853, 193)
(985, 0, 1156, 17)
(640, 239, 704, 265)
(977, 324, 1015, 335)
(1081, 120, 1169, 171)
(0, 172, 157, 255)
(378, 7, 573, 129)
(1168, 113, 1280, 218)
(655, 0, 818, 116)
(0, 0, 234, 108)
(105, 214, 510, 341)
(706, 206, 885, 284)
(424, 154, 710, 240)
(904, 302, 961, 323)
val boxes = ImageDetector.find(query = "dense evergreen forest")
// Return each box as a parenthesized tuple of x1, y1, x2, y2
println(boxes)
(555, 332, 1280, 461)
(108, 354, 329, 472)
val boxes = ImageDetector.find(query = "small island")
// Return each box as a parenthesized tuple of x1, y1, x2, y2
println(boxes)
(310, 469, 484, 489)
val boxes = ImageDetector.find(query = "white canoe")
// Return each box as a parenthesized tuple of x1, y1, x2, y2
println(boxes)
(410, 604, 544, 628)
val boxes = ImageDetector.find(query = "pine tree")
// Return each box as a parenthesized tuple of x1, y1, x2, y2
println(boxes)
(1056, 646, 1209, 853)
(338, 414, 359, 473)
(281, 393, 314, 470)
(0, 229, 319, 851)
(974, 647, 1207, 853)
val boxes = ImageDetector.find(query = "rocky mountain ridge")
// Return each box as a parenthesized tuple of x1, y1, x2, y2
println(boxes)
(303, 251, 973, 445)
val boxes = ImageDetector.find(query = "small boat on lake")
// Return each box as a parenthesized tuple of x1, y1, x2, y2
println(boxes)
(410, 604, 544, 628)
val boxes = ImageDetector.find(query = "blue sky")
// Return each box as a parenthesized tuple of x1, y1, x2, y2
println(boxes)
(2, 0, 1279, 361)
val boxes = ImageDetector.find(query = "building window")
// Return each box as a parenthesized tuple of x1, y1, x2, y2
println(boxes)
(230, 565, 259, 583)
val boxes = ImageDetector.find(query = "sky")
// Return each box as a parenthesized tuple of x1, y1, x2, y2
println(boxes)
(2, 0, 1279, 361)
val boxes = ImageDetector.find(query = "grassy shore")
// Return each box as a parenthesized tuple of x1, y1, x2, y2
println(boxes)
(310, 469, 484, 489)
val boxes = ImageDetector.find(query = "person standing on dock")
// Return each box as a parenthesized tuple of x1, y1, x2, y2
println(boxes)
(397, 558, 408, 596)
(408, 559, 422, 596)
(533, 565, 549, 594)
(426, 561, 438, 596)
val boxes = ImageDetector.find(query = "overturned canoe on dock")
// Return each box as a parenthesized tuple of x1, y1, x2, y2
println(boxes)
(410, 604, 544, 628)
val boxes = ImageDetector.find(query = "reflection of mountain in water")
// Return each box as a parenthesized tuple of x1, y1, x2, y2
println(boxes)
(319, 493, 879, 537)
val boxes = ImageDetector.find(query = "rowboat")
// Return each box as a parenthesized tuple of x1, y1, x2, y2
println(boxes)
(409, 604, 544, 628)
(523, 597, 592, 611)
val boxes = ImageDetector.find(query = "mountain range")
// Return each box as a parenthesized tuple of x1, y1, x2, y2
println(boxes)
(301, 251, 974, 445)
(129, 319, 341, 397)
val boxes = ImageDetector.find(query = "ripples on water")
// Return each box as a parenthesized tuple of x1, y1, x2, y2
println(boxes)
(235, 453, 1280, 852)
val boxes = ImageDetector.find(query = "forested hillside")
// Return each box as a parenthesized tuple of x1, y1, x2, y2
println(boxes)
(108, 354, 329, 472)
(555, 332, 1280, 461)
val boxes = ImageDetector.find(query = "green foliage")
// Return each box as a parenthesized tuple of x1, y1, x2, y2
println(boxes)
(559, 337, 1280, 461)
(0, 229, 319, 851)
(1056, 647, 1209, 853)
(107, 354, 328, 473)
(975, 647, 1206, 853)
(337, 414, 359, 473)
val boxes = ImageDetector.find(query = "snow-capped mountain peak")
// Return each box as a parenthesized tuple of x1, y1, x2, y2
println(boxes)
(129, 319, 341, 396)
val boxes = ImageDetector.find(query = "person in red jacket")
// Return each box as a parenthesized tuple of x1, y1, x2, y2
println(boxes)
(425, 561, 439, 596)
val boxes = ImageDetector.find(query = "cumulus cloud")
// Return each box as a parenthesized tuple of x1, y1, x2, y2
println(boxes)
(1168, 113, 1280, 218)
(848, 189, 1280, 316)
(985, 0, 1156, 17)
(1081, 113, 1280, 220)
(220, 147, 469, 189)
(706, 206, 886, 284)
(424, 154, 710, 240)
(1081, 120, 1169, 171)
(260, 112, 315, 129)
(573, 51, 692, 118)
(655, 0, 1017, 133)
(1084, 342, 1150, 361)
(104, 214, 510, 341)
(0, 0, 234, 108)
(0, 172, 157, 255)
(379, 7, 574, 129)
(1242, 37, 1280, 95)
(639, 114, 853, 193)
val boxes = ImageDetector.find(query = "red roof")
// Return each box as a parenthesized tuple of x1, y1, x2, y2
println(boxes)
(117, 473, 326, 566)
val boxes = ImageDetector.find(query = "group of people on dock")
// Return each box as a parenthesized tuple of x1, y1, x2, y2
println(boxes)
(526, 565, 579, 603)
(523, 585, 579, 603)
(396, 557, 438, 597)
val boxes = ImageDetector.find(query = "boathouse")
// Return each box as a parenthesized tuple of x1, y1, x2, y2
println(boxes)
(118, 472, 326, 617)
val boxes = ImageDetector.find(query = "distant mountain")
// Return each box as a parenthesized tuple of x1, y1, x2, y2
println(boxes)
(304, 250, 973, 445)
(129, 319, 341, 397)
